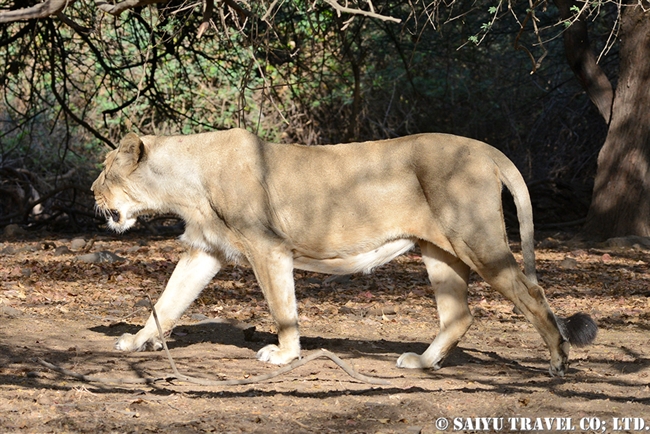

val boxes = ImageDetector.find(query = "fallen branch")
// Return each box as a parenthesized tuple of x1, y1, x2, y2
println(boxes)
(36, 298, 390, 387)
(36, 349, 389, 386)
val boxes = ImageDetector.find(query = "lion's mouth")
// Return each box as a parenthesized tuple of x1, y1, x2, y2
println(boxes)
(110, 210, 120, 223)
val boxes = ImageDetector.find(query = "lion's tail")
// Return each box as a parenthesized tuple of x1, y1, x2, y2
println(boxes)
(491, 148, 598, 347)
(557, 313, 599, 347)
(491, 150, 537, 284)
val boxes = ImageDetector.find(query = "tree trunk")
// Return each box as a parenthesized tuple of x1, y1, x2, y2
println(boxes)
(553, 0, 613, 122)
(581, 2, 650, 239)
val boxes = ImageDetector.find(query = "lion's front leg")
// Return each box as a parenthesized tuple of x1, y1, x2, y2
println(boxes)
(249, 246, 300, 365)
(115, 247, 221, 352)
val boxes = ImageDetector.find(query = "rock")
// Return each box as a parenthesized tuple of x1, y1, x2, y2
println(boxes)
(76, 251, 125, 263)
(76, 252, 98, 263)
(70, 238, 87, 250)
(3, 224, 26, 238)
(0, 245, 16, 255)
(17, 244, 38, 253)
(98, 251, 126, 263)
(54, 246, 72, 256)
(0, 304, 22, 318)
(559, 257, 578, 269)
(367, 304, 398, 317)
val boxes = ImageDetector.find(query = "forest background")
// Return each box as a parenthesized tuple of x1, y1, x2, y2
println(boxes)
(0, 0, 647, 239)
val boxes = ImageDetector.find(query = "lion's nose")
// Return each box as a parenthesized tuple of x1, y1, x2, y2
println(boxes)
(110, 210, 120, 222)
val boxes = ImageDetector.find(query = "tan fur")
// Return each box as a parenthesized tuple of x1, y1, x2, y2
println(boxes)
(92, 129, 571, 375)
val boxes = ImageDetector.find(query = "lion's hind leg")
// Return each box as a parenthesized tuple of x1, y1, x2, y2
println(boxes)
(397, 241, 472, 369)
(477, 256, 571, 376)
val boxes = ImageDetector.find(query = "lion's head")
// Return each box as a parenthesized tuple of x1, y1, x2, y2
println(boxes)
(91, 133, 151, 233)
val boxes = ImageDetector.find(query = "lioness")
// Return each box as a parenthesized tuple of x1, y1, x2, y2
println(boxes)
(92, 129, 597, 376)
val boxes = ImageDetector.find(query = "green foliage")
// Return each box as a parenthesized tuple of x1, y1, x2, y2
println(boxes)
(1, 0, 617, 181)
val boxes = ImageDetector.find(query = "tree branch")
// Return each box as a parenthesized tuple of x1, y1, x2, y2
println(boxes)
(553, 0, 613, 123)
(94, 0, 168, 16)
(46, 20, 116, 148)
(223, 0, 252, 19)
(55, 11, 93, 33)
(321, 0, 401, 23)
(0, 0, 73, 23)
(197, 0, 214, 38)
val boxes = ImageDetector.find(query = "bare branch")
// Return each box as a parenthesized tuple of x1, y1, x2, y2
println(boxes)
(223, 0, 252, 20)
(0, 0, 73, 23)
(197, 0, 214, 38)
(56, 12, 93, 33)
(322, 0, 401, 23)
(94, 0, 168, 16)
(514, 0, 544, 73)
(261, 0, 280, 22)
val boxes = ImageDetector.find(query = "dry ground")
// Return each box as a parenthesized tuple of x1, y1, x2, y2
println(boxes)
(1, 231, 649, 433)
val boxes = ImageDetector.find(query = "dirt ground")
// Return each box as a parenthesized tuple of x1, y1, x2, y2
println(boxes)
(1, 230, 649, 433)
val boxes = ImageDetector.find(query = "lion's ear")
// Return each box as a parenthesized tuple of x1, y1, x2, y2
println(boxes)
(118, 133, 146, 167)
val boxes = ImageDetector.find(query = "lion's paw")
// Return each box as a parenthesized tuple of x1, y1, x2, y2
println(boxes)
(396, 352, 425, 369)
(548, 342, 569, 377)
(115, 333, 139, 351)
(115, 333, 162, 352)
(256, 344, 300, 365)
(397, 352, 443, 369)
(548, 358, 568, 377)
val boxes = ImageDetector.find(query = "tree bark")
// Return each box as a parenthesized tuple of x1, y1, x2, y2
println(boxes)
(581, 2, 650, 239)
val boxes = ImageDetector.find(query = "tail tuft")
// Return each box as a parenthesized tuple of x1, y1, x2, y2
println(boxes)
(558, 313, 598, 347)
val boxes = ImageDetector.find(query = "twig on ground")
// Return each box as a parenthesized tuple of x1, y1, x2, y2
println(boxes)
(35, 298, 390, 387)
(81, 237, 96, 253)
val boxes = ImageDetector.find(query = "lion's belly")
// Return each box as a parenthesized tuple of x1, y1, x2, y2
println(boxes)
(292, 238, 415, 275)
